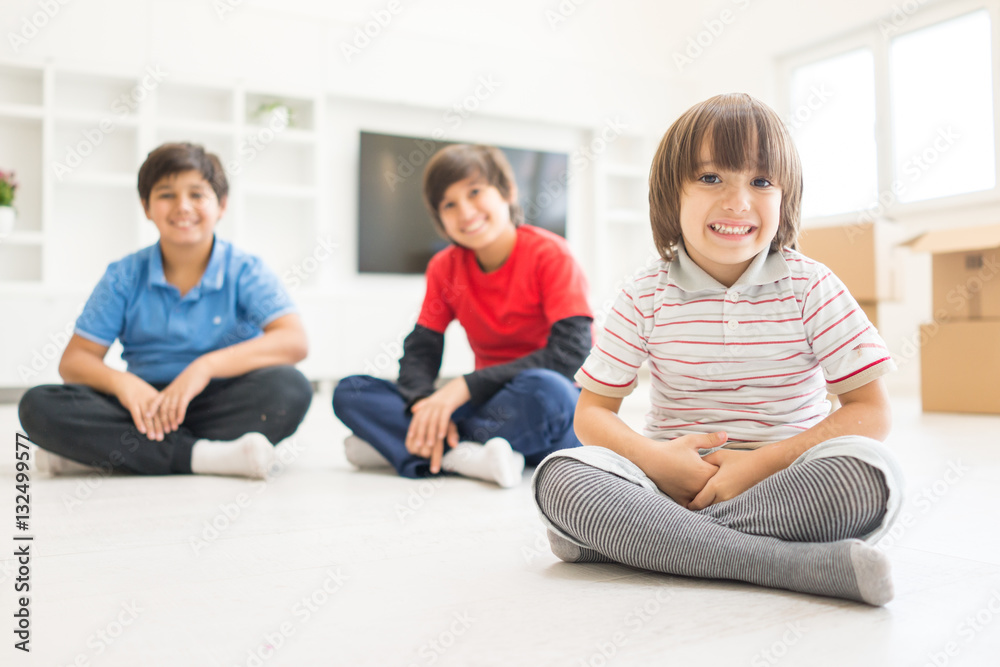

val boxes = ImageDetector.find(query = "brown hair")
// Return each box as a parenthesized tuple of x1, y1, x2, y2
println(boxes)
(137, 142, 229, 204)
(649, 93, 802, 261)
(422, 144, 523, 233)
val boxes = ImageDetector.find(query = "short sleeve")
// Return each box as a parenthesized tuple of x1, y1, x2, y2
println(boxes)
(415, 253, 457, 334)
(74, 261, 133, 347)
(536, 241, 592, 324)
(574, 282, 650, 398)
(802, 267, 896, 394)
(236, 257, 296, 328)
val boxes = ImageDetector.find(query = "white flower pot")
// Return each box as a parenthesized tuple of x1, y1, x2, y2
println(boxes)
(0, 206, 15, 237)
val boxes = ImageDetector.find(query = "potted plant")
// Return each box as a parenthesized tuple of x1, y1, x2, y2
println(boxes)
(0, 169, 16, 237)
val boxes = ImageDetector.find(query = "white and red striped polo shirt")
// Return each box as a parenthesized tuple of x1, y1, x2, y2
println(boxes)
(576, 245, 896, 447)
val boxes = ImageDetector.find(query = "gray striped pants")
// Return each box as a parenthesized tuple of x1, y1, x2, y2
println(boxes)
(531, 436, 905, 604)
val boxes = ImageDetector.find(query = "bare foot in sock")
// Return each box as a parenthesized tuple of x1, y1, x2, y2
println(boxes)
(849, 541, 894, 606)
(343, 435, 392, 469)
(34, 449, 102, 476)
(546, 529, 613, 564)
(441, 437, 525, 488)
(190, 432, 274, 480)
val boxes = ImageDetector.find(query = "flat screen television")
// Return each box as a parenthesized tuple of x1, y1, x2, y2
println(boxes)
(357, 131, 569, 274)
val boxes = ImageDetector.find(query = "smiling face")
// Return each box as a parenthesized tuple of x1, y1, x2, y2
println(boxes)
(679, 142, 782, 286)
(437, 175, 517, 270)
(142, 170, 226, 253)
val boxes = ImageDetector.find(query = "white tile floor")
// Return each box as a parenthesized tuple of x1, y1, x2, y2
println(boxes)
(1, 384, 999, 667)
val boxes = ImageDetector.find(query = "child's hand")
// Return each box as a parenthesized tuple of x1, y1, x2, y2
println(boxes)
(150, 361, 212, 434)
(113, 373, 166, 441)
(405, 377, 470, 473)
(688, 448, 777, 510)
(636, 431, 727, 506)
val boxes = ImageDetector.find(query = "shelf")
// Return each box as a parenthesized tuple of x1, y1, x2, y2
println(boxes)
(156, 119, 236, 136)
(53, 110, 141, 127)
(605, 208, 649, 224)
(157, 83, 233, 125)
(605, 164, 649, 179)
(245, 92, 315, 131)
(1, 231, 44, 245)
(0, 244, 41, 282)
(53, 71, 148, 117)
(0, 63, 43, 107)
(244, 184, 317, 199)
(58, 173, 136, 188)
(0, 103, 43, 120)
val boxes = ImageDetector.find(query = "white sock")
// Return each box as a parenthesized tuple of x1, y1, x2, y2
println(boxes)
(441, 437, 525, 488)
(34, 448, 102, 476)
(190, 432, 274, 480)
(343, 434, 391, 468)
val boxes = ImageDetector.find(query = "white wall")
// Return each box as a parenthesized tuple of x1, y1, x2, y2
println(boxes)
(1, 0, 991, 394)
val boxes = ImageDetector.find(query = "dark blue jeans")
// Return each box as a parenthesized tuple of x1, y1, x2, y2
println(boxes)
(332, 369, 582, 478)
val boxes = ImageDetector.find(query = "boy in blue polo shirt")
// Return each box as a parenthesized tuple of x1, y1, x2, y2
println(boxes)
(18, 142, 312, 479)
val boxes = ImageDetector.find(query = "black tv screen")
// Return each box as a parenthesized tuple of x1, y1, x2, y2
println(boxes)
(358, 131, 569, 274)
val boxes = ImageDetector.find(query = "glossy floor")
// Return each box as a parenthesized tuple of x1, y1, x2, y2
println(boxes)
(1, 387, 998, 667)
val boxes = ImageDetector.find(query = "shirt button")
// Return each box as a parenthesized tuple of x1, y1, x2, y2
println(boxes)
(727, 319, 739, 330)
(728, 291, 739, 302)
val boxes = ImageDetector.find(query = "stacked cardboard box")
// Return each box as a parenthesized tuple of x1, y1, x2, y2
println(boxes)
(797, 221, 902, 328)
(797, 221, 902, 408)
(907, 224, 1000, 414)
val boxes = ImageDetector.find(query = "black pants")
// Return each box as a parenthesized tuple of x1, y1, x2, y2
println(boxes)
(18, 366, 313, 475)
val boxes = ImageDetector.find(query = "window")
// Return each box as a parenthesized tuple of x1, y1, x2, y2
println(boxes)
(781, 6, 997, 220)
(889, 10, 995, 203)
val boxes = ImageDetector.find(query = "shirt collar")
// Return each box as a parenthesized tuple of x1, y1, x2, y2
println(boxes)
(669, 243, 790, 293)
(146, 236, 226, 294)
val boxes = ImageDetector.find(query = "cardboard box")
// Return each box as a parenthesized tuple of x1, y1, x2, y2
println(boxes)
(920, 320, 1000, 414)
(906, 224, 1000, 320)
(859, 301, 879, 330)
(797, 221, 902, 302)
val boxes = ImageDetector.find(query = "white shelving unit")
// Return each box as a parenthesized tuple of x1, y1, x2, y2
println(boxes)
(591, 132, 659, 320)
(0, 59, 326, 293)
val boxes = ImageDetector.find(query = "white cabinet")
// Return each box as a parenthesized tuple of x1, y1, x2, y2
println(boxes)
(0, 59, 325, 293)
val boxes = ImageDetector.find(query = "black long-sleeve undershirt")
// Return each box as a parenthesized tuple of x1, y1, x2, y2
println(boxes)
(396, 315, 593, 410)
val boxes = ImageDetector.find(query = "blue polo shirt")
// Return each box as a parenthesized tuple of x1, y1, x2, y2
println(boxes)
(75, 237, 296, 384)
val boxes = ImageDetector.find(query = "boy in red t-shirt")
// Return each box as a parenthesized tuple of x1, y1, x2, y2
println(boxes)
(333, 144, 592, 487)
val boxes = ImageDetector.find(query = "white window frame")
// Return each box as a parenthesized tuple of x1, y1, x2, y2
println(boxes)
(777, 0, 1000, 225)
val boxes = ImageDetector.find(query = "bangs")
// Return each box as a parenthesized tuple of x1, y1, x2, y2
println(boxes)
(649, 93, 804, 262)
(678, 97, 798, 190)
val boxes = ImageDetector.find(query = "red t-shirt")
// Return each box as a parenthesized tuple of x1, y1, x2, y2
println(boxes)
(416, 225, 592, 370)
